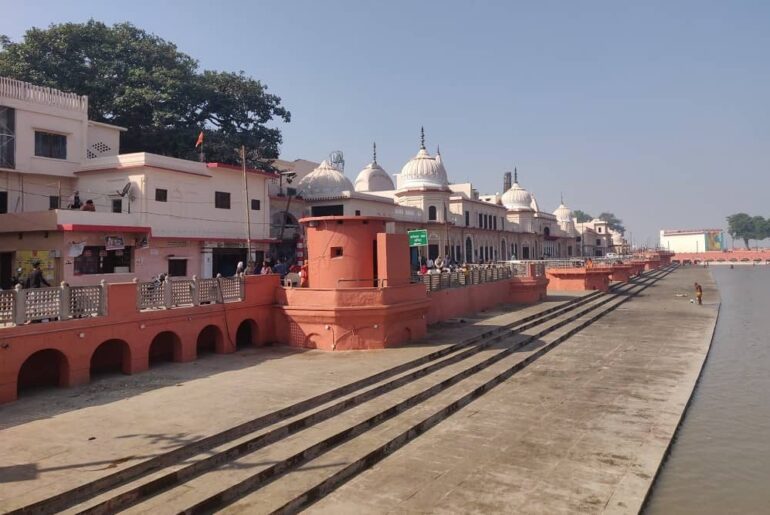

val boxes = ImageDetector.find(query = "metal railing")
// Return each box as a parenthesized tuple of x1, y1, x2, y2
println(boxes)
(136, 275, 244, 310)
(0, 282, 107, 326)
(415, 265, 515, 292)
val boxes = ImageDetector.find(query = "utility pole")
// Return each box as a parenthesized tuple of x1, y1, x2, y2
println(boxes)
(241, 145, 252, 266)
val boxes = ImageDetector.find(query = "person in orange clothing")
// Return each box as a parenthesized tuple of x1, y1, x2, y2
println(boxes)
(299, 262, 309, 287)
(694, 282, 703, 305)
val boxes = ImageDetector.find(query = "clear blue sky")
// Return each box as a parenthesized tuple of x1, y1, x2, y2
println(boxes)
(2, 0, 769, 247)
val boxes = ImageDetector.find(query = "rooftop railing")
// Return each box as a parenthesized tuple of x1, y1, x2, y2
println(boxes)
(0, 77, 88, 112)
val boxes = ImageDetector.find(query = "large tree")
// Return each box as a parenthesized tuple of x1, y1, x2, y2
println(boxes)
(597, 212, 625, 235)
(726, 213, 767, 249)
(0, 20, 290, 167)
(572, 210, 592, 223)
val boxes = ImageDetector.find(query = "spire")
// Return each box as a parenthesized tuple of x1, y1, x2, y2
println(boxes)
(372, 141, 377, 164)
(514, 167, 518, 184)
(420, 126, 425, 150)
(560, 192, 564, 205)
(436, 144, 441, 156)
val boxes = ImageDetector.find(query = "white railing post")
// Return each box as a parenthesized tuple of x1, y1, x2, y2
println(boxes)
(133, 277, 141, 310)
(14, 284, 25, 326)
(59, 282, 71, 321)
(192, 275, 200, 306)
(163, 278, 172, 309)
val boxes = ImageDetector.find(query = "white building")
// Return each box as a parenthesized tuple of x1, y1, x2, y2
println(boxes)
(0, 77, 274, 286)
(659, 229, 725, 253)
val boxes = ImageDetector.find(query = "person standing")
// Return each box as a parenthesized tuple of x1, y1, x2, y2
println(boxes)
(29, 261, 51, 288)
(694, 282, 703, 305)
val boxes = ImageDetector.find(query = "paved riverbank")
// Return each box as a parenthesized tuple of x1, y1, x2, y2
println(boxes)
(307, 267, 719, 514)
(0, 268, 717, 514)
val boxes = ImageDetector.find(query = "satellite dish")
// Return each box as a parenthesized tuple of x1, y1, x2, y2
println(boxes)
(116, 182, 131, 197)
(329, 151, 345, 172)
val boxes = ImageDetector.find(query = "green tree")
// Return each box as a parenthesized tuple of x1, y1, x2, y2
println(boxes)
(597, 212, 625, 235)
(573, 210, 592, 223)
(0, 20, 290, 166)
(726, 213, 756, 249)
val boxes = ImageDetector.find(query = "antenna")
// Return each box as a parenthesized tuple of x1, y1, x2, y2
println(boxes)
(117, 182, 131, 197)
(372, 142, 377, 164)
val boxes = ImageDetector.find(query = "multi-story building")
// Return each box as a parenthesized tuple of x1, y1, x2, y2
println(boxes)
(659, 229, 724, 253)
(0, 77, 274, 287)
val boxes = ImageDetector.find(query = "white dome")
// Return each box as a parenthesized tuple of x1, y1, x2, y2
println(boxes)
(297, 160, 354, 199)
(354, 162, 394, 192)
(399, 147, 449, 191)
(553, 203, 573, 222)
(501, 180, 533, 210)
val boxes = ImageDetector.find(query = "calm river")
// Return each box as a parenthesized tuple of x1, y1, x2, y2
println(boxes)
(645, 266, 770, 514)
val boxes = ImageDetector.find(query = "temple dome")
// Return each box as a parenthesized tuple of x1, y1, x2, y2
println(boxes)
(354, 162, 394, 192)
(297, 160, 354, 199)
(398, 147, 448, 191)
(501, 179, 533, 211)
(553, 202, 573, 222)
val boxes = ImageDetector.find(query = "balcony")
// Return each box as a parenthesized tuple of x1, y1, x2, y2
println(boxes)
(0, 209, 148, 233)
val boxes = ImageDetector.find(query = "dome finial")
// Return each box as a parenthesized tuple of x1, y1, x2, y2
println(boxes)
(436, 144, 441, 156)
(420, 126, 425, 150)
(560, 192, 564, 204)
(372, 141, 377, 164)
(514, 167, 518, 184)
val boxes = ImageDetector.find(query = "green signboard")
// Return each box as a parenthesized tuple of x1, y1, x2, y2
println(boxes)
(408, 229, 428, 247)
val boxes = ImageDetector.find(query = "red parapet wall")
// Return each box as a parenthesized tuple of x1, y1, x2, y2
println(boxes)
(672, 250, 770, 263)
(546, 268, 613, 292)
(0, 275, 280, 404)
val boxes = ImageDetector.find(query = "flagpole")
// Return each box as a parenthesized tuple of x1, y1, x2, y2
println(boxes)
(241, 145, 252, 268)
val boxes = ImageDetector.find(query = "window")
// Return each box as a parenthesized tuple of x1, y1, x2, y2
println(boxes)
(155, 188, 168, 202)
(478, 213, 483, 227)
(251, 199, 261, 210)
(286, 187, 297, 196)
(465, 210, 470, 226)
(215, 191, 231, 209)
(49, 196, 59, 210)
(598, 227, 602, 233)
(0, 106, 15, 169)
(311, 204, 343, 216)
(493, 217, 497, 230)
(168, 259, 187, 277)
(34, 131, 67, 159)
(332, 247, 343, 258)
(428, 205, 437, 221)
(0, 191, 6, 213)
(112, 199, 122, 213)
(355, 209, 361, 216)
(596, 239, 601, 246)
(74, 246, 133, 275)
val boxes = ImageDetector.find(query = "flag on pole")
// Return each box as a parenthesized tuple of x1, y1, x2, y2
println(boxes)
(195, 131, 204, 148)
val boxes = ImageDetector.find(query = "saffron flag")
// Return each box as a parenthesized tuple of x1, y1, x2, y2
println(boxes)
(195, 131, 204, 148)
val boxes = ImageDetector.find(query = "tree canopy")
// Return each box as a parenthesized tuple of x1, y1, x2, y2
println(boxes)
(727, 213, 769, 248)
(0, 20, 291, 167)
(573, 210, 592, 223)
(597, 212, 625, 235)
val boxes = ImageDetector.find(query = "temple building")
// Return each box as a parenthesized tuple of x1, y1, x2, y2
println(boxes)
(293, 130, 585, 267)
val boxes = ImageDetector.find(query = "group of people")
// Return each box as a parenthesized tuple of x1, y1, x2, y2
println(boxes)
(417, 256, 485, 275)
(67, 191, 95, 211)
(235, 258, 309, 287)
(7, 261, 51, 290)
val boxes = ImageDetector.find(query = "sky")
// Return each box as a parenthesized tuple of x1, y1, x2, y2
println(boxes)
(2, 0, 769, 247)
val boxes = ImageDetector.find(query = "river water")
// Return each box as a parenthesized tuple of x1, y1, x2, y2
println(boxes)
(645, 266, 770, 514)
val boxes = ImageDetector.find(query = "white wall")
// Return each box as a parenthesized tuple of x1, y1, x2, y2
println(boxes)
(659, 231, 706, 253)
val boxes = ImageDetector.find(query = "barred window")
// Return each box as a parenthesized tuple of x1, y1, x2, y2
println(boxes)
(35, 131, 67, 159)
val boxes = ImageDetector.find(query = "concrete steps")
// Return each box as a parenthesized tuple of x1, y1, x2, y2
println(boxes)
(13, 267, 675, 515)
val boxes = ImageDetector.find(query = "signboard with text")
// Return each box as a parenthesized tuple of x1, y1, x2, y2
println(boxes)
(408, 229, 428, 247)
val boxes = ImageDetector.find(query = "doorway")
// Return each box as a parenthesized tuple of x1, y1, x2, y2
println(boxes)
(212, 248, 247, 277)
(0, 252, 12, 289)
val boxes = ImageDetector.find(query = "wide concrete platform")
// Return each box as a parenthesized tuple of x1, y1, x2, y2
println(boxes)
(307, 267, 719, 514)
(0, 268, 717, 514)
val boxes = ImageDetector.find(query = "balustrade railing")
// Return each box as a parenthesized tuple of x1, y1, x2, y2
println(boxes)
(0, 275, 246, 327)
(415, 265, 515, 292)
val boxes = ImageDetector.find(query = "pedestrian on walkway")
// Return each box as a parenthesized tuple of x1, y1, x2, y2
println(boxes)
(29, 261, 50, 288)
(694, 282, 703, 305)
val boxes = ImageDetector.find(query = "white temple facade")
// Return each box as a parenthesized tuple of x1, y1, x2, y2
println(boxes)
(295, 129, 590, 266)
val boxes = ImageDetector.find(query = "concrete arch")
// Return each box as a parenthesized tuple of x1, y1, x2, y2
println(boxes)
(235, 319, 259, 349)
(197, 324, 225, 355)
(90, 339, 131, 376)
(148, 331, 183, 366)
(18, 349, 70, 395)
